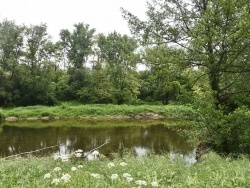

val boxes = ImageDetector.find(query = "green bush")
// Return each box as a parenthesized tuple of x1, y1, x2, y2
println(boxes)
(193, 90, 250, 155)
(220, 107, 250, 154)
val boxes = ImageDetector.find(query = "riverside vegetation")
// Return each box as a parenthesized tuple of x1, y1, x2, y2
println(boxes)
(1, 0, 250, 155)
(1, 104, 250, 187)
(1, 0, 250, 186)
(0, 104, 195, 122)
(1, 151, 250, 188)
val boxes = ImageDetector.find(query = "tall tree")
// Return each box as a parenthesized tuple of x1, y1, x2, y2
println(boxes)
(76, 48, 113, 103)
(24, 24, 50, 69)
(122, 0, 250, 111)
(59, 23, 96, 100)
(123, 0, 250, 154)
(0, 19, 24, 106)
(19, 24, 57, 105)
(97, 32, 139, 104)
(140, 45, 187, 104)
(60, 23, 95, 69)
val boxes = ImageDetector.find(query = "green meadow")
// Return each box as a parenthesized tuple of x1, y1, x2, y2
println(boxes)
(0, 152, 250, 188)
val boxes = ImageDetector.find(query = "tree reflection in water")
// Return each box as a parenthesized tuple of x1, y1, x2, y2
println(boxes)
(0, 123, 195, 162)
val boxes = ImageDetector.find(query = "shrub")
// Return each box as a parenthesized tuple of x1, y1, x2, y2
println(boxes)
(193, 90, 250, 155)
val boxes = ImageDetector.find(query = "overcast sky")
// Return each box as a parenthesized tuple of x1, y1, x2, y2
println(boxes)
(0, 0, 148, 41)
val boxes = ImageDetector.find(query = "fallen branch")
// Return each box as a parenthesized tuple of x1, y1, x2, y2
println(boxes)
(1, 145, 61, 160)
(1, 142, 109, 161)
(83, 142, 109, 158)
(69, 142, 109, 160)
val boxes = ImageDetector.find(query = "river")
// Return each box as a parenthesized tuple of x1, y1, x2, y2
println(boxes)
(0, 120, 196, 163)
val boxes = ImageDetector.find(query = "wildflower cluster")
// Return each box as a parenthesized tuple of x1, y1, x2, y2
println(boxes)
(43, 164, 82, 185)
(102, 161, 160, 187)
(74, 149, 83, 158)
(43, 149, 88, 186)
(44, 149, 160, 187)
(53, 155, 69, 162)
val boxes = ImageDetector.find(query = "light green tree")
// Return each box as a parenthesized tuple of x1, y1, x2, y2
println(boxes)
(60, 23, 95, 69)
(140, 45, 187, 104)
(97, 32, 140, 104)
(59, 23, 96, 100)
(76, 47, 113, 103)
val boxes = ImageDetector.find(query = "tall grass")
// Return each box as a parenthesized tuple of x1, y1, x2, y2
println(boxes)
(0, 152, 249, 187)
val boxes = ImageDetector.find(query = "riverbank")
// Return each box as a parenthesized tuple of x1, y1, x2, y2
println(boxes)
(0, 104, 195, 122)
(1, 152, 250, 187)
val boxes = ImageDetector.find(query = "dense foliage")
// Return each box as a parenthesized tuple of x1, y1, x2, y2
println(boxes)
(122, 0, 250, 155)
(1, 0, 250, 154)
(0, 21, 142, 106)
(0, 20, 191, 106)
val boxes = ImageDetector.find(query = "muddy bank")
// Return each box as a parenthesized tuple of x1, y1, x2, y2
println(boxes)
(3, 113, 164, 122)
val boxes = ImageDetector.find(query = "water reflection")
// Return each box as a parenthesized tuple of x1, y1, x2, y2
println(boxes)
(133, 146, 150, 157)
(0, 123, 195, 161)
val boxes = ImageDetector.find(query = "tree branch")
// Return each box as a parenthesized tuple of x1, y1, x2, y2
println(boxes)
(1, 145, 61, 160)
(69, 142, 109, 160)
(83, 142, 109, 158)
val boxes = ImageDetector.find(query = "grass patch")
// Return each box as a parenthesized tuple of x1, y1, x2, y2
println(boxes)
(2, 104, 195, 119)
(1, 119, 170, 129)
(0, 152, 250, 187)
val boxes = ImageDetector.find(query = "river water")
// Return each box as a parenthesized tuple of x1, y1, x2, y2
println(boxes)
(0, 121, 196, 163)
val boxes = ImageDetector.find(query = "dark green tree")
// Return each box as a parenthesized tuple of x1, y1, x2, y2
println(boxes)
(0, 20, 24, 106)
(19, 24, 57, 105)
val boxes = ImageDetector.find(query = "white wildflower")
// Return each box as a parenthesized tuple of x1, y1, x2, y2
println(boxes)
(51, 178, 60, 185)
(91, 173, 101, 179)
(71, 167, 77, 171)
(107, 162, 115, 168)
(111, 174, 119, 179)
(60, 155, 69, 162)
(75, 149, 83, 153)
(120, 162, 127, 166)
(61, 173, 71, 183)
(92, 150, 100, 156)
(78, 165, 83, 168)
(53, 167, 62, 172)
(75, 152, 82, 157)
(135, 180, 147, 186)
(151, 181, 159, 187)
(123, 173, 131, 178)
(126, 177, 133, 182)
(44, 173, 51, 179)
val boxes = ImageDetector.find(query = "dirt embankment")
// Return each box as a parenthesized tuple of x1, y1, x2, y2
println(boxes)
(3, 113, 164, 122)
